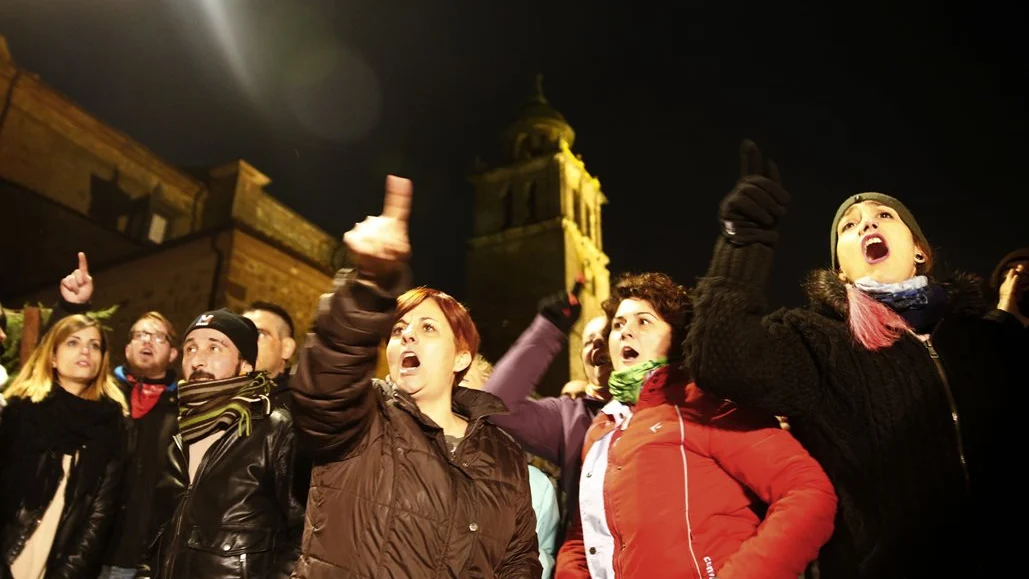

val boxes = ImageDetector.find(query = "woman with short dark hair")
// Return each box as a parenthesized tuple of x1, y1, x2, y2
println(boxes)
(556, 272, 836, 579)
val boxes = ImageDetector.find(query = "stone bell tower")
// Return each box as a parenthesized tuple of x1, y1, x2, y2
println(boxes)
(465, 75, 610, 397)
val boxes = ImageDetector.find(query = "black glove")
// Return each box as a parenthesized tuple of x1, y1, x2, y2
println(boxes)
(719, 139, 791, 247)
(539, 276, 584, 334)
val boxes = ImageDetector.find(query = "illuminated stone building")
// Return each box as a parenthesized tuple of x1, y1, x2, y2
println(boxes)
(0, 36, 337, 362)
(466, 75, 610, 396)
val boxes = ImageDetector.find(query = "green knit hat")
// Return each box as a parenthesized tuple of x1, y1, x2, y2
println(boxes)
(829, 192, 928, 269)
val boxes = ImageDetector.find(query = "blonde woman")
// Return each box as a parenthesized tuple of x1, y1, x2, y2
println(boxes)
(0, 314, 127, 579)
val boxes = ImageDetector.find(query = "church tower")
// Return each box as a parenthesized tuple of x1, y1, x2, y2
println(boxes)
(466, 75, 610, 397)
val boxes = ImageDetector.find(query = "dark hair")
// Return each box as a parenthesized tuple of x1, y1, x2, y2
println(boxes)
(246, 301, 295, 337)
(602, 272, 693, 363)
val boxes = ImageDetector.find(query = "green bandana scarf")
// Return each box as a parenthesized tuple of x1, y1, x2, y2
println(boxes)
(178, 373, 272, 444)
(607, 358, 667, 405)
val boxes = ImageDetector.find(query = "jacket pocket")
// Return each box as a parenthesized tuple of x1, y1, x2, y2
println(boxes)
(185, 527, 273, 578)
(186, 527, 273, 556)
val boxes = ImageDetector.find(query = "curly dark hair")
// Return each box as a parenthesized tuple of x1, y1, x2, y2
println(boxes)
(602, 272, 693, 363)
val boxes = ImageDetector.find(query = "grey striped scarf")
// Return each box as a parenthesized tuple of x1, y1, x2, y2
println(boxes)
(178, 373, 272, 444)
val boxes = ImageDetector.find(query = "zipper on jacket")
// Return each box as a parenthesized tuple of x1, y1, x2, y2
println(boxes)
(921, 335, 969, 487)
(240, 552, 248, 579)
(166, 432, 224, 577)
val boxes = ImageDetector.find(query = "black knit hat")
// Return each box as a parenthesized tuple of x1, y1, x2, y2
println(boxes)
(183, 308, 259, 367)
(829, 192, 929, 269)
(990, 247, 1029, 289)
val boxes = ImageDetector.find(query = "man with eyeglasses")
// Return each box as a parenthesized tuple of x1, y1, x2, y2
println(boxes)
(49, 252, 183, 579)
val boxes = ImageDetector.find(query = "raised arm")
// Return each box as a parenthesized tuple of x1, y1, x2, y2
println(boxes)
(291, 176, 412, 460)
(708, 410, 837, 578)
(486, 282, 582, 462)
(685, 140, 823, 418)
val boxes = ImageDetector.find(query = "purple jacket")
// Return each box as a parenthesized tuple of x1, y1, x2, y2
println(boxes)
(485, 314, 605, 535)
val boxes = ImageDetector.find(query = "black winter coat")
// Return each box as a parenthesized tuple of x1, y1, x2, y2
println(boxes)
(685, 240, 1023, 579)
(0, 395, 125, 579)
(102, 372, 180, 569)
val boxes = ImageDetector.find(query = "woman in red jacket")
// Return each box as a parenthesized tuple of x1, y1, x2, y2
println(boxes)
(555, 272, 836, 579)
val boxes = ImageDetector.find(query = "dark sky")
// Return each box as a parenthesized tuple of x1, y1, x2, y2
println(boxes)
(2, 0, 1026, 307)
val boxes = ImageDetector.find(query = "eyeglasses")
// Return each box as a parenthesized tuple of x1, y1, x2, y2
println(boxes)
(130, 330, 170, 344)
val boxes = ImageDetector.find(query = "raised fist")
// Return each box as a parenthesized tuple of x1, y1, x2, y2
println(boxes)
(719, 140, 791, 247)
(538, 275, 584, 334)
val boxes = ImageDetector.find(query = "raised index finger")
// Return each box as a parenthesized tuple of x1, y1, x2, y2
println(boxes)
(77, 251, 90, 274)
(383, 175, 412, 221)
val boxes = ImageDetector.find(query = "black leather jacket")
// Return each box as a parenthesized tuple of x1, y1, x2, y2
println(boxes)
(102, 373, 180, 569)
(140, 398, 304, 579)
(0, 398, 125, 579)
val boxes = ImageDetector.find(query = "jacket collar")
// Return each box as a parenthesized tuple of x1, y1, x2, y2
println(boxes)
(594, 366, 733, 430)
(803, 268, 986, 321)
(377, 379, 509, 430)
(635, 365, 689, 411)
(115, 365, 178, 390)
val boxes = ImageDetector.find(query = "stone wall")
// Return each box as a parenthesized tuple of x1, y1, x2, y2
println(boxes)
(223, 229, 334, 345)
(233, 179, 338, 270)
(0, 53, 202, 237)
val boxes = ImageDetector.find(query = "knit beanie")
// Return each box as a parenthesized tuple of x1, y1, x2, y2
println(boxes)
(990, 247, 1029, 289)
(830, 192, 928, 269)
(183, 308, 259, 367)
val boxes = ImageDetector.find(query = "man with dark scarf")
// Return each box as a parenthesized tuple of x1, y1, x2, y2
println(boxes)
(140, 308, 304, 579)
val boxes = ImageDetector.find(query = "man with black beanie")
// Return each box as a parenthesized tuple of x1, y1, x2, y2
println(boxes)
(140, 307, 304, 579)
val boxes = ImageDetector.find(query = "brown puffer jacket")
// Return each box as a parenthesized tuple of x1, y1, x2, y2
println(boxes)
(290, 269, 542, 579)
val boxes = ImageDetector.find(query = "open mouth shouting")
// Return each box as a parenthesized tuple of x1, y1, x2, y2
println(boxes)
(862, 233, 890, 264)
(619, 346, 639, 365)
(400, 351, 421, 376)
(589, 343, 611, 369)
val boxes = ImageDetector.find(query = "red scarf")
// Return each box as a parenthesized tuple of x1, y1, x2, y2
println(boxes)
(127, 373, 169, 419)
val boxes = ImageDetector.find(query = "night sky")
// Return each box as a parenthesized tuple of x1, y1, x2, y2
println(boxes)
(2, 0, 1025, 308)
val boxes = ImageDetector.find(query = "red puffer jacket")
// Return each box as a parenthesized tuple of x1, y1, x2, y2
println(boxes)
(556, 366, 836, 579)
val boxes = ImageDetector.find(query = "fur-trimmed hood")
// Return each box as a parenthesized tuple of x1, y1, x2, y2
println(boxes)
(803, 269, 989, 321)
